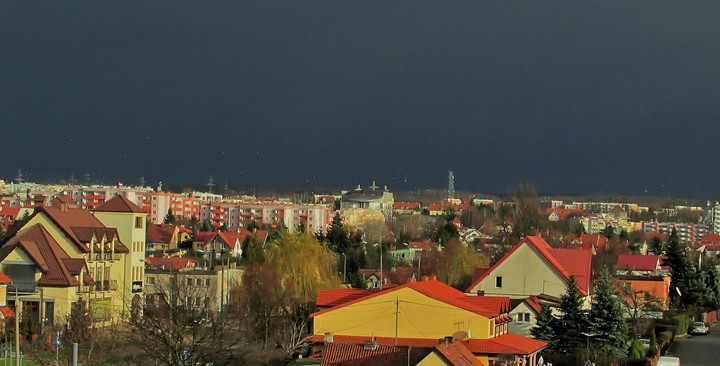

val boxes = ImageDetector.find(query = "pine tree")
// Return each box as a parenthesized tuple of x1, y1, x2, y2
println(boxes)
(530, 303, 557, 351)
(665, 228, 692, 306)
(554, 275, 587, 354)
(705, 263, 720, 307)
(588, 270, 629, 355)
(163, 208, 175, 224)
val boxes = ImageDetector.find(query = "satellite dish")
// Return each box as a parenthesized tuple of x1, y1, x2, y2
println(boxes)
(451, 330, 469, 340)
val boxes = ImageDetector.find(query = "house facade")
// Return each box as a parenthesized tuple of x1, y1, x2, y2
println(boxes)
(466, 235, 593, 309)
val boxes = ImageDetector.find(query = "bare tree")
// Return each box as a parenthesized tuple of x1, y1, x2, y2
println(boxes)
(617, 281, 665, 335)
(122, 273, 244, 366)
(507, 184, 546, 242)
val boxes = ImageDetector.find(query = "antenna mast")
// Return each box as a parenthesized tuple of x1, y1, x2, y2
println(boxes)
(448, 171, 455, 201)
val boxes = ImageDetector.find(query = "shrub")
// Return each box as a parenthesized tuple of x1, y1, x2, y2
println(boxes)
(671, 314, 691, 335)
(648, 330, 658, 358)
(628, 338, 646, 360)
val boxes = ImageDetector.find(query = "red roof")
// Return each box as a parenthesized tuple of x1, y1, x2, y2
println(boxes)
(466, 235, 592, 296)
(147, 224, 177, 244)
(317, 288, 381, 307)
(0, 307, 14, 318)
(320, 342, 432, 366)
(434, 341, 485, 366)
(408, 241, 439, 251)
(546, 208, 590, 219)
(0, 272, 12, 284)
(95, 195, 145, 213)
(578, 233, 608, 251)
(312, 279, 508, 319)
(392, 202, 421, 210)
(145, 257, 198, 271)
(311, 333, 544, 356)
(700, 233, 720, 245)
(617, 254, 660, 272)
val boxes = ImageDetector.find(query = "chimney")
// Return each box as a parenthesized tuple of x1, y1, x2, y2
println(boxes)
(324, 332, 334, 344)
(429, 275, 437, 281)
(443, 336, 454, 346)
(33, 195, 46, 208)
(477, 290, 485, 296)
(406, 278, 415, 284)
(421, 275, 429, 282)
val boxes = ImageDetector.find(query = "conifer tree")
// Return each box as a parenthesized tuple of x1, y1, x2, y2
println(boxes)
(530, 303, 557, 351)
(705, 263, 720, 307)
(588, 270, 628, 355)
(665, 228, 692, 306)
(163, 208, 175, 224)
(554, 275, 587, 354)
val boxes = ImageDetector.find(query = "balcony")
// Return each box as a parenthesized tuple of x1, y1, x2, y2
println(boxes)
(78, 286, 94, 293)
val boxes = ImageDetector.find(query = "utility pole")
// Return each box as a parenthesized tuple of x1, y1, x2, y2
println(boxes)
(14, 287, 19, 366)
(394, 297, 399, 345)
(379, 243, 383, 290)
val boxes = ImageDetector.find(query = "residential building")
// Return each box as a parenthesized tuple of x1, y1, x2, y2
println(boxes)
(143, 260, 243, 314)
(340, 183, 394, 218)
(643, 221, 710, 244)
(311, 277, 546, 365)
(199, 202, 331, 233)
(0, 195, 145, 326)
(137, 192, 202, 225)
(392, 202, 422, 216)
(388, 241, 440, 264)
(466, 235, 593, 309)
(508, 296, 544, 338)
(146, 224, 192, 252)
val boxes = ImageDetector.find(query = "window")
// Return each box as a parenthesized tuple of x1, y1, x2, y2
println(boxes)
(205, 279, 211, 286)
(196, 278, 202, 286)
(187, 278, 193, 286)
(517, 313, 531, 323)
(135, 217, 143, 229)
(495, 276, 502, 288)
(147, 276, 155, 285)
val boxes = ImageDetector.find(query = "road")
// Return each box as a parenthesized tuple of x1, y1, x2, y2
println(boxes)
(667, 328, 720, 366)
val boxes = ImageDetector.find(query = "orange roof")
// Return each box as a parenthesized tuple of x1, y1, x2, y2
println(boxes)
(434, 341, 485, 365)
(617, 254, 660, 272)
(466, 235, 592, 295)
(408, 241, 439, 251)
(312, 279, 509, 319)
(147, 224, 177, 244)
(95, 195, 145, 213)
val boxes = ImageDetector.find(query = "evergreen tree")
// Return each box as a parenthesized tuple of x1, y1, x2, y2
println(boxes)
(601, 224, 615, 239)
(684, 263, 708, 307)
(295, 222, 306, 233)
(201, 219, 213, 232)
(188, 215, 200, 235)
(326, 213, 351, 253)
(554, 275, 587, 354)
(530, 303, 557, 351)
(650, 236, 664, 255)
(163, 208, 175, 224)
(705, 263, 720, 307)
(588, 270, 629, 355)
(665, 228, 692, 306)
(242, 236, 265, 265)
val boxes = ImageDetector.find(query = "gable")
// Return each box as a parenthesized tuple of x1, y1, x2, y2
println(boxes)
(467, 242, 567, 298)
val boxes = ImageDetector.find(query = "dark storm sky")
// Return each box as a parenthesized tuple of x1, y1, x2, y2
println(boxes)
(2, 2, 719, 197)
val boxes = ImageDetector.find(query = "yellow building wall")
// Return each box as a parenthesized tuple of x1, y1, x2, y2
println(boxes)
(313, 287, 491, 340)
(417, 352, 447, 366)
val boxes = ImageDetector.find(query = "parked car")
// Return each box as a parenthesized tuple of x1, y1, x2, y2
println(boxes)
(657, 356, 681, 366)
(691, 321, 709, 335)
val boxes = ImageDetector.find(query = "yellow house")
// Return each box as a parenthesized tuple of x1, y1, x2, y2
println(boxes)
(311, 278, 546, 366)
(0, 195, 145, 327)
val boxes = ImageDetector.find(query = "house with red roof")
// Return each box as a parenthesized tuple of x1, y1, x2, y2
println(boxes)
(466, 235, 593, 309)
(616, 254, 662, 276)
(192, 228, 268, 257)
(311, 277, 546, 366)
(508, 296, 546, 338)
(320, 337, 484, 366)
(392, 201, 422, 215)
(146, 223, 192, 252)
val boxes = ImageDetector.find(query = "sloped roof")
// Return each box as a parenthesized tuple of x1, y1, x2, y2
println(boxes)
(392, 202, 421, 210)
(312, 279, 510, 319)
(194, 231, 218, 245)
(0, 224, 82, 287)
(0, 306, 14, 318)
(408, 241, 439, 251)
(95, 195, 145, 213)
(36, 206, 114, 253)
(434, 341, 486, 366)
(0, 272, 12, 284)
(311, 334, 544, 357)
(145, 257, 198, 271)
(317, 288, 380, 307)
(320, 342, 431, 366)
(466, 235, 592, 296)
(461, 296, 512, 315)
(510, 295, 543, 314)
(147, 224, 177, 244)
(700, 233, 720, 245)
(466, 333, 546, 354)
(617, 254, 660, 272)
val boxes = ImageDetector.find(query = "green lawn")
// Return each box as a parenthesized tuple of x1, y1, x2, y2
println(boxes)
(0, 358, 38, 366)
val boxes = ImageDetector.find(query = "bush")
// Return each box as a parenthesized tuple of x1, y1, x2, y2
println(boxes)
(648, 330, 658, 358)
(628, 338, 645, 359)
(671, 314, 691, 335)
